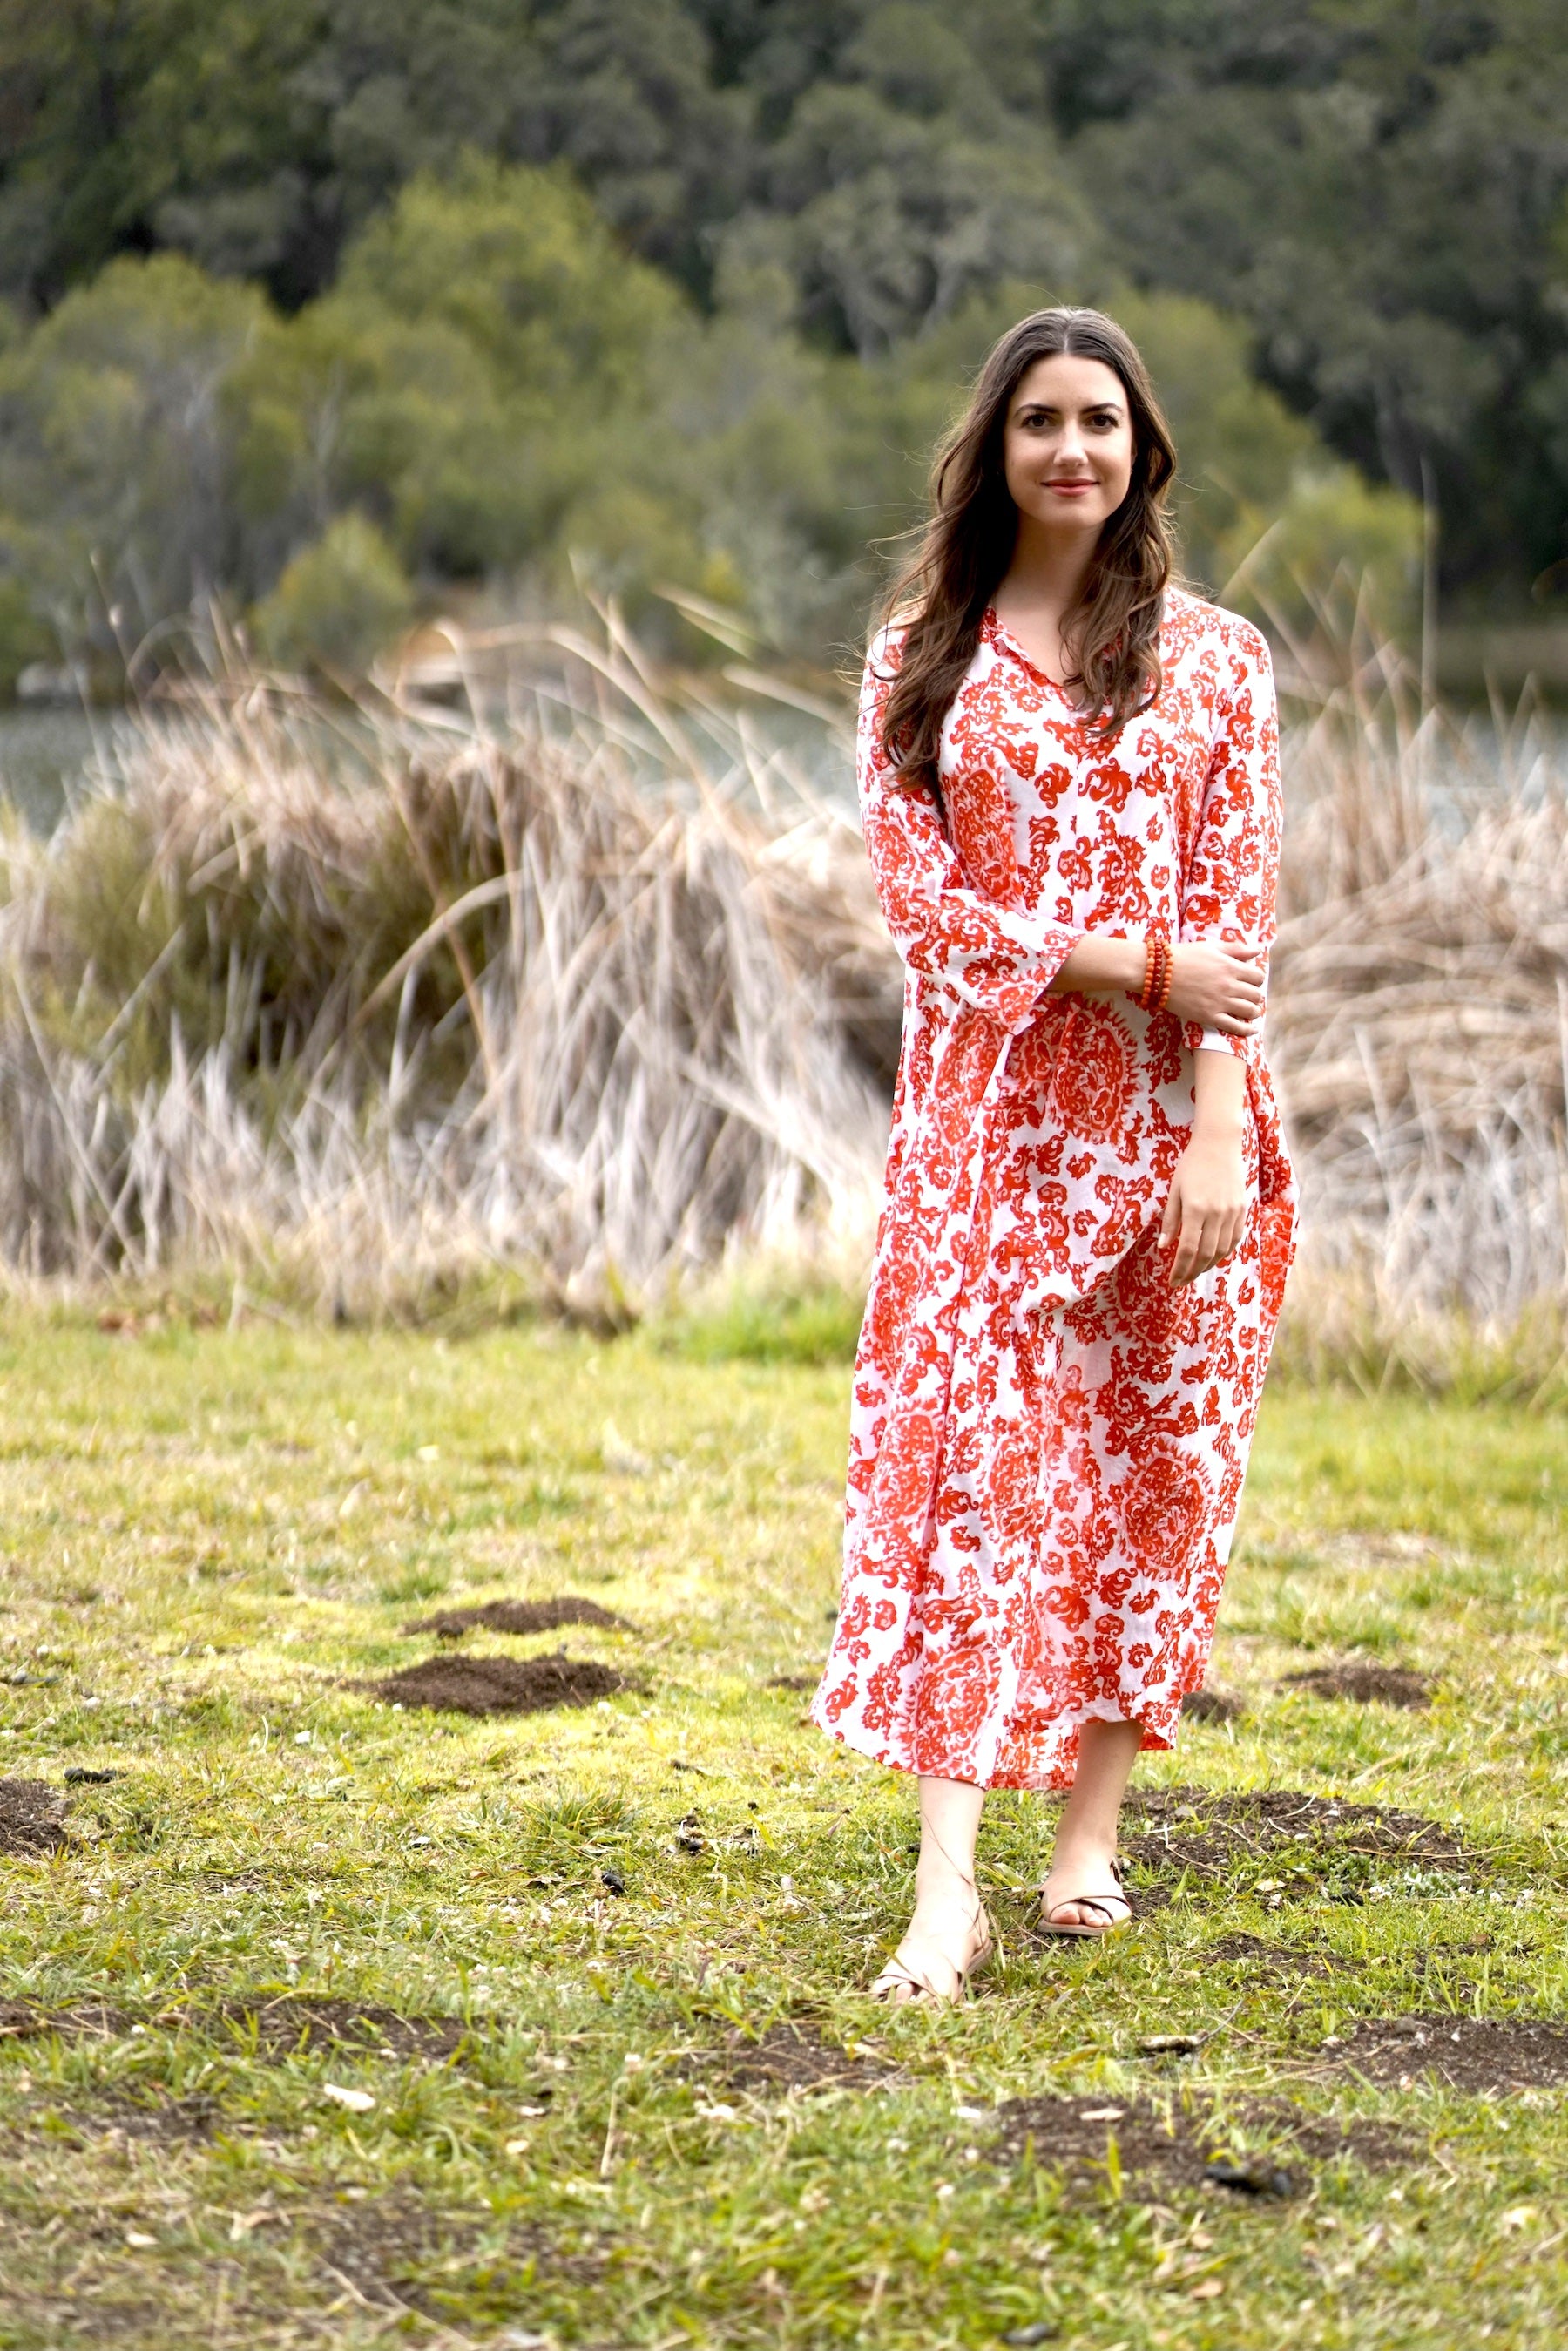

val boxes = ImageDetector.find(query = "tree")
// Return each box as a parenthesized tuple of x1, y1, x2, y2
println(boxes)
(1034, 0, 1568, 595)
(2, 0, 1563, 602)
(0, 252, 265, 665)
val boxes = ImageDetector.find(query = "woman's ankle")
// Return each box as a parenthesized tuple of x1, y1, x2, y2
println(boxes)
(912, 1858, 980, 1913)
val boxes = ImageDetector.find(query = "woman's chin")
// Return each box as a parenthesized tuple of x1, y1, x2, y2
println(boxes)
(1020, 496, 1109, 532)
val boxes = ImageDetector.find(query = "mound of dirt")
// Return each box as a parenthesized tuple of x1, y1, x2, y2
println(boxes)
(368, 1650, 625, 1716)
(0, 1779, 70, 1855)
(1324, 2014, 1568, 2093)
(1119, 1785, 1467, 1903)
(693, 2024, 894, 2097)
(220, 1996, 473, 2063)
(995, 2090, 1407, 2195)
(1281, 1663, 1434, 1709)
(402, 1596, 634, 1639)
(1181, 1686, 1246, 1724)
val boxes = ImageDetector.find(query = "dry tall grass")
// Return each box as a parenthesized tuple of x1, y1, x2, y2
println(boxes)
(1266, 617, 1568, 1386)
(0, 609, 1563, 1385)
(0, 618, 888, 1321)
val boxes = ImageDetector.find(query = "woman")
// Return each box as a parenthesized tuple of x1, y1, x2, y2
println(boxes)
(809, 307, 1295, 2002)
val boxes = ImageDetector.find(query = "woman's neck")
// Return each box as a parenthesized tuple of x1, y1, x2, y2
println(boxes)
(990, 516, 1102, 681)
(995, 512, 1100, 622)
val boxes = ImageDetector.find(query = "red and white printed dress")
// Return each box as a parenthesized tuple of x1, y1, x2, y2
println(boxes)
(811, 589, 1296, 1790)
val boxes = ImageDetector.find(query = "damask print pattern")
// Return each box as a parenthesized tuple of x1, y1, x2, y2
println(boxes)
(811, 591, 1297, 1791)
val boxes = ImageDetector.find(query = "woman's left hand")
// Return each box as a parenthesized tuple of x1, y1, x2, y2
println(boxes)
(1158, 1129, 1247, 1287)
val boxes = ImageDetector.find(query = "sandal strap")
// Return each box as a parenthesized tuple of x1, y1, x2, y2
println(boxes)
(871, 1960, 942, 2001)
(1044, 1891, 1130, 1925)
(871, 1917, 993, 2002)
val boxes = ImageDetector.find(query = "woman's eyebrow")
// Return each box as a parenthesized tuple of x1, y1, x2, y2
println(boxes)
(1012, 398, 1125, 418)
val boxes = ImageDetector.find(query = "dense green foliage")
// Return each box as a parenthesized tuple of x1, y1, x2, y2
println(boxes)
(7, 0, 1555, 677)
(0, 162, 1414, 680)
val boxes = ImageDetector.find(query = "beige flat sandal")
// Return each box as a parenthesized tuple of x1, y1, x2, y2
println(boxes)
(869, 1914, 994, 2006)
(1037, 1859, 1134, 1940)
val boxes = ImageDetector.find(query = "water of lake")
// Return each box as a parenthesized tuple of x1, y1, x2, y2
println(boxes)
(1, 689, 1561, 842)
(0, 708, 111, 833)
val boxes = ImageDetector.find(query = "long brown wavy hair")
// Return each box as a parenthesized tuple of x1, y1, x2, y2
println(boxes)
(878, 307, 1178, 793)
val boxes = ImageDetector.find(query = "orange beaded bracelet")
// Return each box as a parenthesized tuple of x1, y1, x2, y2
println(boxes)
(1137, 936, 1170, 1013)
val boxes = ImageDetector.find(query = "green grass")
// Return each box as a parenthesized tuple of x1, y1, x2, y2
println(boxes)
(0, 1315, 1565, 2348)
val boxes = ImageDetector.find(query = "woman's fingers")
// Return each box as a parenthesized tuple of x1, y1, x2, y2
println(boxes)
(1168, 1200, 1250, 1284)
(1166, 941, 1268, 1030)
(1171, 1201, 1213, 1286)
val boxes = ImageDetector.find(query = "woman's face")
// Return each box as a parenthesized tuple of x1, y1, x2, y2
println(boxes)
(1002, 353, 1135, 539)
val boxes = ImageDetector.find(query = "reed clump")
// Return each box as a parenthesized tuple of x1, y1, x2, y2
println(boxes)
(1265, 620, 1568, 1391)
(0, 621, 888, 1320)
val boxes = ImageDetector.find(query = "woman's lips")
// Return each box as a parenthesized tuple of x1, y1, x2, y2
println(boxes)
(1045, 479, 1096, 495)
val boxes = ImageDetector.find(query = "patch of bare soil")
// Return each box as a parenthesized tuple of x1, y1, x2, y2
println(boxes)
(367, 1650, 625, 1715)
(1180, 1686, 1246, 1724)
(62, 2090, 220, 2144)
(1320, 1530, 1448, 1566)
(1323, 2014, 1568, 2093)
(309, 2195, 483, 2315)
(309, 2192, 606, 2316)
(0, 2001, 130, 2042)
(403, 1595, 634, 1639)
(766, 1674, 820, 1693)
(693, 2023, 894, 2096)
(1282, 1662, 1434, 1710)
(995, 2091, 1408, 2197)
(1119, 1785, 1468, 1906)
(219, 1995, 472, 2063)
(1203, 1933, 1349, 1982)
(0, 1779, 70, 1855)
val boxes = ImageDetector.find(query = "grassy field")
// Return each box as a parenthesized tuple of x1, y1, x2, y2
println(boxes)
(0, 1311, 1565, 2350)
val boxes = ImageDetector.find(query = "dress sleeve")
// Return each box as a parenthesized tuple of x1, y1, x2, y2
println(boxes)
(1179, 620, 1281, 1058)
(857, 629, 1080, 1024)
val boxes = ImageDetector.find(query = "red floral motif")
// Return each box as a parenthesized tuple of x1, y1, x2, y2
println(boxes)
(983, 1419, 1042, 1550)
(911, 1642, 1002, 1760)
(811, 590, 1296, 1790)
(1049, 1006, 1133, 1142)
(1116, 1440, 1212, 1570)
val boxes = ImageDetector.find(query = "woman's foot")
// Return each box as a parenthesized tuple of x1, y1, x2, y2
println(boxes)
(870, 1884, 992, 2006)
(1038, 1838, 1132, 1937)
(1038, 1718, 1142, 1936)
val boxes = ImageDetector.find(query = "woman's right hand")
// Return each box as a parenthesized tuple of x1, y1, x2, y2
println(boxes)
(1165, 941, 1267, 1035)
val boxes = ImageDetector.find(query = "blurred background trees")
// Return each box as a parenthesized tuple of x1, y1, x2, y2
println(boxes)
(0, 0, 1562, 684)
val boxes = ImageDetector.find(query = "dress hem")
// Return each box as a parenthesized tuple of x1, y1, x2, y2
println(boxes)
(807, 1690, 1189, 1794)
